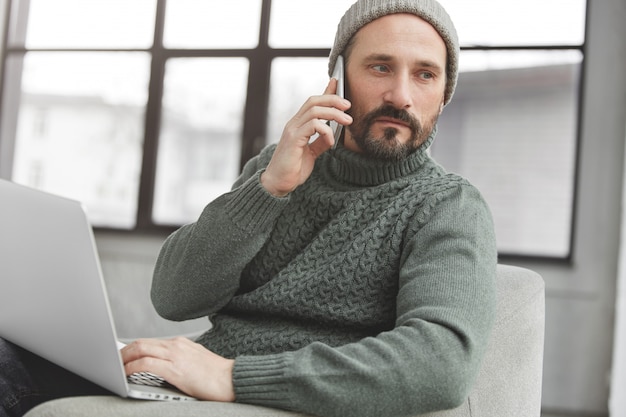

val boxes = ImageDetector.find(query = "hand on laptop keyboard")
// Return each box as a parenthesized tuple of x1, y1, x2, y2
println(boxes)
(127, 371, 173, 388)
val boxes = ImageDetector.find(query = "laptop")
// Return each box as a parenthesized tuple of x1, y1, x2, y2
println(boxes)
(0, 179, 195, 401)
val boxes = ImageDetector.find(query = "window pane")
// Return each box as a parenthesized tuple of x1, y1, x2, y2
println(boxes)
(9, 52, 150, 228)
(270, 0, 585, 48)
(17, 0, 157, 49)
(266, 57, 330, 144)
(459, 49, 584, 72)
(153, 58, 249, 225)
(164, 0, 261, 49)
(439, 0, 586, 46)
(432, 50, 583, 257)
(269, 0, 355, 48)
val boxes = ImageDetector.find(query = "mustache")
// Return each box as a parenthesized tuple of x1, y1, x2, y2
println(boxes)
(354, 104, 423, 135)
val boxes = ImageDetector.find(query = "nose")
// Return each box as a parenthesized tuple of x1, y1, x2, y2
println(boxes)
(382, 73, 412, 109)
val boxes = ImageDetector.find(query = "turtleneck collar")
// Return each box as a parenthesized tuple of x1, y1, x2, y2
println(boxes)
(322, 128, 436, 187)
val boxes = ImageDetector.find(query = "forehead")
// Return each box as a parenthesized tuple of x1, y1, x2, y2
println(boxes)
(350, 13, 447, 64)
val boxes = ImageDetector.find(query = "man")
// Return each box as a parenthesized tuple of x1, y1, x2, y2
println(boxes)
(0, 1, 496, 416)
(122, 0, 496, 416)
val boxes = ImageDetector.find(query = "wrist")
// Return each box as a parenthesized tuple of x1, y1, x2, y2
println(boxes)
(260, 171, 290, 198)
(222, 359, 236, 402)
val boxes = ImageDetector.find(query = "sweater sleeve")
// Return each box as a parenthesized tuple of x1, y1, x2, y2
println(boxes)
(232, 183, 498, 417)
(151, 146, 289, 321)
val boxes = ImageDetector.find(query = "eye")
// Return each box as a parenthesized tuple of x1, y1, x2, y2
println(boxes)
(418, 71, 434, 80)
(371, 64, 390, 73)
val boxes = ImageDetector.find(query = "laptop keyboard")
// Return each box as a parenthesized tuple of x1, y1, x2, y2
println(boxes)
(127, 371, 173, 388)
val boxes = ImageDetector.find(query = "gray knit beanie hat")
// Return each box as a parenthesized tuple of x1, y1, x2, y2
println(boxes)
(329, 0, 459, 105)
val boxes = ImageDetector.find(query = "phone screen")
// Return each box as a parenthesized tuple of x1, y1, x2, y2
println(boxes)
(330, 55, 345, 149)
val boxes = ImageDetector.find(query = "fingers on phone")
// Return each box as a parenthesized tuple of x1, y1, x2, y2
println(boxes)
(324, 77, 338, 95)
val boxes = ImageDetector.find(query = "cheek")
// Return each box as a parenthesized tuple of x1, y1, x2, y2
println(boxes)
(346, 79, 381, 116)
(411, 90, 445, 120)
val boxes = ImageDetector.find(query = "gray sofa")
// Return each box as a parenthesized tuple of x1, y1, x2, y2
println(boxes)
(25, 264, 545, 417)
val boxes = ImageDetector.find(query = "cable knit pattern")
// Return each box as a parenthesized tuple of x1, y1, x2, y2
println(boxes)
(152, 134, 497, 417)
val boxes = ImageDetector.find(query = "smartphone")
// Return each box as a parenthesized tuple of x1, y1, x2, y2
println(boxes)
(329, 55, 345, 149)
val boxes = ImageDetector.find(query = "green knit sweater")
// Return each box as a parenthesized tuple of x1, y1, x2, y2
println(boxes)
(151, 134, 497, 417)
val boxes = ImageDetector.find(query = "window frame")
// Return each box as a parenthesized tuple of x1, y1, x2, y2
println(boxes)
(0, 0, 587, 262)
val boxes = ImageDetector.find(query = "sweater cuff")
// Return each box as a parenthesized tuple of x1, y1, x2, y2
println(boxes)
(225, 170, 289, 233)
(233, 352, 295, 408)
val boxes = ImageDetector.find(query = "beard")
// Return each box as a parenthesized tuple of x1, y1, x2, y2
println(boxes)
(347, 104, 437, 161)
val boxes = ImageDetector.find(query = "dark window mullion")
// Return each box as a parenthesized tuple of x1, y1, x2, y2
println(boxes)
(135, 0, 167, 230)
(240, 0, 273, 168)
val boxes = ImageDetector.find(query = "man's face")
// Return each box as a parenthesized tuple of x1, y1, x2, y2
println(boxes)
(342, 13, 447, 161)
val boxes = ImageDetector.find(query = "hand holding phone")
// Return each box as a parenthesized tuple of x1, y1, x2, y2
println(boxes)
(260, 57, 350, 197)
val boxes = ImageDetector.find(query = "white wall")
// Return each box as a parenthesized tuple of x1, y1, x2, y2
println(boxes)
(0, 0, 6, 82)
(0, 0, 11, 180)
(611, 118, 626, 415)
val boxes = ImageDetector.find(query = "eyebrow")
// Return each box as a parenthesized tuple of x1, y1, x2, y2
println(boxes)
(364, 53, 445, 73)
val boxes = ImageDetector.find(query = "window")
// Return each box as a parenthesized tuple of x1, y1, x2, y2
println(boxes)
(0, 0, 586, 259)
(432, 1, 586, 259)
(153, 57, 249, 225)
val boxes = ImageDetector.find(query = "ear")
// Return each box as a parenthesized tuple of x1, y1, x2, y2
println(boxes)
(438, 102, 444, 115)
